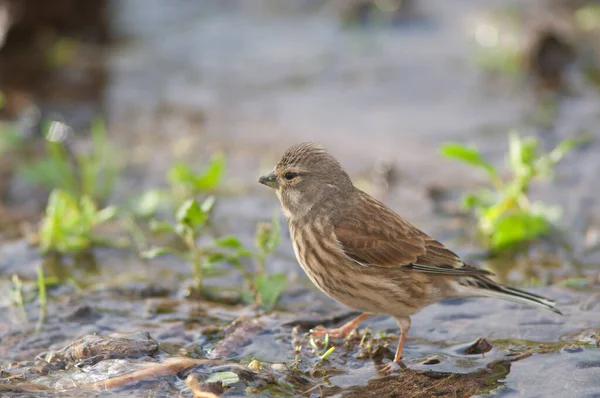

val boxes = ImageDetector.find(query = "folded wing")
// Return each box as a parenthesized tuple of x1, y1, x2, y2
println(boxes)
(334, 191, 493, 277)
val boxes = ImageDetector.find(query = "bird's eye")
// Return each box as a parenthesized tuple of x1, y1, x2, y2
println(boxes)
(283, 172, 298, 181)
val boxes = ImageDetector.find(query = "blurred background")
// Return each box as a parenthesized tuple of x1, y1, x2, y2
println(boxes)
(2, 0, 600, 277)
(1, 1, 600, 396)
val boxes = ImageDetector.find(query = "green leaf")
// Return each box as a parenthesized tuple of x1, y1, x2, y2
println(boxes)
(176, 199, 207, 228)
(200, 196, 216, 213)
(254, 273, 286, 311)
(194, 154, 225, 191)
(215, 235, 243, 249)
(560, 277, 588, 288)
(547, 137, 579, 164)
(203, 267, 231, 278)
(94, 205, 118, 224)
(224, 256, 243, 269)
(320, 346, 335, 361)
(206, 252, 227, 264)
(205, 371, 240, 386)
(37, 264, 47, 316)
(508, 132, 538, 178)
(140, 247, 179, 259)
(39, 189, 81, 253)
(149, 219, 176, 234)
(79, 195, 97, 228)
(214, 236, 253, 259)
(461, 193, 480, 210)
(236, 248, 254, 257)
(441, 143, 498, 178)
(174, 223, 188, 237)
(167, 163, 197, 187)
(167, 155, 224, 194)
(489, 212, 551, 249)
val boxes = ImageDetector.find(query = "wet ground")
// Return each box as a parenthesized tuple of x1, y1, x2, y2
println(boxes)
(2, 0, 600, 397)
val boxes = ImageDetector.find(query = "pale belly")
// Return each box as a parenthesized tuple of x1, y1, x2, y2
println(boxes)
(289, 229, 444, 318)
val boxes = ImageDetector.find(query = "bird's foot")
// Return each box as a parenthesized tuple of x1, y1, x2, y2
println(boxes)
(310, 324, 355, 339)
(377, 360, 406, 376)
(310, 313, 371, 338)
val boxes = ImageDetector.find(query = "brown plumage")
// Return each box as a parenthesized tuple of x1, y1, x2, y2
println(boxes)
(259, 142, 561, 366)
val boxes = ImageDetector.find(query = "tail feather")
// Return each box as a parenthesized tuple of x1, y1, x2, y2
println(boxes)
(459, 276, 562, 315)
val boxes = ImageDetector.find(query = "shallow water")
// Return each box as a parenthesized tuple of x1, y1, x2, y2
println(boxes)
(1, 0, 600, 397)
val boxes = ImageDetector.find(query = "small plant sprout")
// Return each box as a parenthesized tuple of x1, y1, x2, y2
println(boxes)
(319, 346, 336, 361)
(142, 197, 227, 292)
(255, 214, 281, 274)
(441, 131, 584, 251)
(127, 155, 225, 220)
(35, 264, 48, 332)
(209, 213, 285, 310)
(213, 214, 285, 311)
(309, 333, 336, 362)
(39, 189, 119, 254)
(9, 268, 57, 330)
(168, 153, 225, 201)
(247, 214, 285, 311)
(142, 197, 285, 307)
(10, 274, 27, 324)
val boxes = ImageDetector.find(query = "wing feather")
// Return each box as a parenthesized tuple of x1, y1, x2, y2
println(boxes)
(334, 191, 493, 277)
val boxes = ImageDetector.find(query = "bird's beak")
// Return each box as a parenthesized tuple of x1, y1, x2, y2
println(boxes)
(258, 171, 278, 189)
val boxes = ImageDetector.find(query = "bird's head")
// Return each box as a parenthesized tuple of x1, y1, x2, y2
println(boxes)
(258, 142, 353, 220)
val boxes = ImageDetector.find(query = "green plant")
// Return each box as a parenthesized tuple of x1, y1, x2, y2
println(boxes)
(126, 154, 225, 220)
(39, 189, 118, 254)
(142, 202, 285, 310)
(9, 274, 27, 324)
(19, 117, 118, 204)
(249, 215, 285, 310)
(219, 214, 285, 311)
(141, 197, 230, 291)
(309, 333, 336, 364)
(8, 269, 58, 330)
(168, 154, 225, 201)
(35, 264, 48, 332)
(441, 132, 582, 251)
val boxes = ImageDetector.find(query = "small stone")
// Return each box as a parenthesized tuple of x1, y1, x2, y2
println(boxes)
(463, 337, 493, 355)
(248, 359, 260, 371)
(561, 345, 583, 353)
(422, 356, 442, 365)
(270, 363, 287, 372)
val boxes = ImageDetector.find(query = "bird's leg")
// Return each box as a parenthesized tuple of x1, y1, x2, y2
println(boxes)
(393, 316, 411, 363)
(311, 313, 372, 338)
(379, 316, 411, 375)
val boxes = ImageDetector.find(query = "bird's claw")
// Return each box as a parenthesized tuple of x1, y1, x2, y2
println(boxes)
(309, 325, 350, 338)
(377, 360, 406, 376)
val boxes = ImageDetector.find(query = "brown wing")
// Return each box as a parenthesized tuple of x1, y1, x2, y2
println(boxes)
(334, 191, 492, 276)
